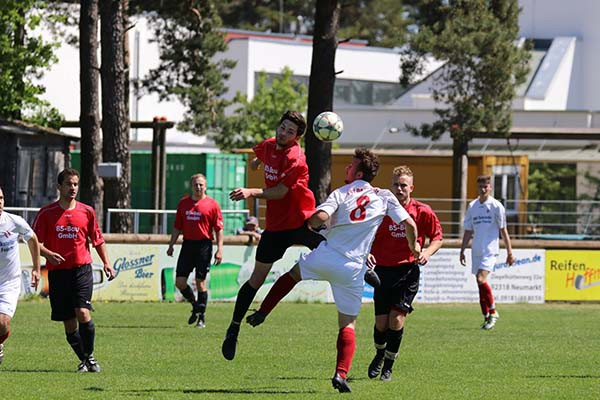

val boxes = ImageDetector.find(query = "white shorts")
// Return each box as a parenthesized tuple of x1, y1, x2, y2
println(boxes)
(471, 254, 498, 275)
(299, 241, 365, 316)
(0, 276, 21, 318)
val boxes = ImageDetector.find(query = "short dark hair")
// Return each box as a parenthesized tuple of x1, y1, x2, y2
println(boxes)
(354, 148, 379, 183)
(279, 110, 306, 137)
(477, 175, 491, 184)
(57, 168, 80, 184)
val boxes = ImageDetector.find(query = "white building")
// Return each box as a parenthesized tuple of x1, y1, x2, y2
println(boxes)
(38, 1, 599, 160)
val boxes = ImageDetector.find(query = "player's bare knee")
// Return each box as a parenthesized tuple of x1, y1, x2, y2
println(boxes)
(476, 275, 487, 285)
(75, 308, 91, 323)
(249, 262, 272, 287)
(0, 315, 10, 335)
(175, 277, 188, 290)
(338, 313, 357, 329)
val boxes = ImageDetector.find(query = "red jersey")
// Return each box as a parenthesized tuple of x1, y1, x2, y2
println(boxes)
(253, 137, 316, 231)
(174, 195, 223, 240)
(371, 198, 443, 266)
(32, 201, 104, 271)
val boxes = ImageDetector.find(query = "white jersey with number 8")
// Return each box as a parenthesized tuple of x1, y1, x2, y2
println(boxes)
(317, 180, 410, 264)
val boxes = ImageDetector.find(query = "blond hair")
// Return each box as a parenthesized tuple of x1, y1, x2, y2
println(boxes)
(190, 173, 207, 184)
(392, 165, 413, 178)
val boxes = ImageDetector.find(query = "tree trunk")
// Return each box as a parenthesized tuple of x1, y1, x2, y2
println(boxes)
(305, 0, 340, 204)
(452, 135, 469, 236)
(79, 0, 103, 223)
(100, 0, 131, 233)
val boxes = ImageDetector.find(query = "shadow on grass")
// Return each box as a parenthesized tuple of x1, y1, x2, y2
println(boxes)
(526, 374, 600, 379)
(101, 325, 175, 329)
(1, 368, 65, 373)
(115, 388, 318, 395)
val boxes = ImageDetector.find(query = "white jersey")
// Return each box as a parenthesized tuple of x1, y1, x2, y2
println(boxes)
(463, 196, 506, 257)
(317, 180, 410, 264)
(0, 212, 35, 281)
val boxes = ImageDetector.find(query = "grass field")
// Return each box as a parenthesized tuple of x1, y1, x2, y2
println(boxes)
(0, 300, 598, 399)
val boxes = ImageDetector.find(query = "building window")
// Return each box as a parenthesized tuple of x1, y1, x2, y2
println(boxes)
(257, 72, 407, 106)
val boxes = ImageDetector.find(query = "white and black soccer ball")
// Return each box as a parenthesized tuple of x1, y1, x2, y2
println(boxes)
(312, 111, 343, 142)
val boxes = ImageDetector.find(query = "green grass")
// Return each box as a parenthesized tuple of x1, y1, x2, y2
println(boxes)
(1, 301, 599, 399)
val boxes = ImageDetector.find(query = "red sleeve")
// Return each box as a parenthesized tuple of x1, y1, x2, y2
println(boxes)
(32, 208, 47, 244)
(422, 207, 443, 241)
(87, 207, 105, 247)
(174, 200, 185, 230)
(252, 138, 271, 162)
(278, 154, 305, 188)
(212, 201, 224, 232)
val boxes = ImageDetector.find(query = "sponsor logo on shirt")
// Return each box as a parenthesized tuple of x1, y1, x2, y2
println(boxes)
(473, 215, 493, 225)
(388, 222, 407, 238)
(185, 210, 203, 221)
(55, 225, 80, 239)
(264, 164, 279, 181)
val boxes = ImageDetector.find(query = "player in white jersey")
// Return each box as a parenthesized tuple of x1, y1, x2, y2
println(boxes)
(460, 175, 514, 330)
(245, 148, 420, 393)
(0, 187, 41, 364)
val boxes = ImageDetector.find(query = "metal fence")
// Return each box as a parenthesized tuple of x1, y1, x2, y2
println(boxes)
(416, 198, 600, 239)
(6, 198, 600, 239)
(5, 207, 250, 235)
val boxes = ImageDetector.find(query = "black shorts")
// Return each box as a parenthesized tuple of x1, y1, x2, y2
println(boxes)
(373, 262, 420, 316)
(256, 223, 325, 264)
(48, 264, 93, 321)
(176, 239, 213, 280)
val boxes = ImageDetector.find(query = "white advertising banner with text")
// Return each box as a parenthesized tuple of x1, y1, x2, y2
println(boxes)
(417, 248, 545, 304)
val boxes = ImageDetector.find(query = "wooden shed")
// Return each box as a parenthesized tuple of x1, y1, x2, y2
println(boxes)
(0, 118, 78, 208)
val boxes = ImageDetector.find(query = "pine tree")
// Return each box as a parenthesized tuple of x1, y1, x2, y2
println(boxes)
(136, 0, 234, 138)
(401, 0, 530, 232)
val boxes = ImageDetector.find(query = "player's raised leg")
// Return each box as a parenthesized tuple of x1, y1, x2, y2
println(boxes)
(222, 261, 273, 360)
(246, 265, 302, 327)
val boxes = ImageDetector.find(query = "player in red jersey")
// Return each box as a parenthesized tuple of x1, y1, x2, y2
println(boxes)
(221, 110, 325, 360)
(32, 169, 115, 373)
(367, 166, 443, 382)
(167, 173, 224, 328)
(244, 150, 420, 393)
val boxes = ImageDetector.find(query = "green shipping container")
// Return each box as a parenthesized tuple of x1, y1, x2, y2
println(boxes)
(70, 151, 247, 235)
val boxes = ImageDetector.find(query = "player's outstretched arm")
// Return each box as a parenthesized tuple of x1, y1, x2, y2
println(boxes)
(229, 183, 289, 201)
(307, 210, 329, 230)
(26, 233, 41, 289)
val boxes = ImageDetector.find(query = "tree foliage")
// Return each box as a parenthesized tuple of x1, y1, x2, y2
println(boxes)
(217, 0, 411, 48)
(0, 0, 62, 126)
(216, 68, 307, 150)
(400, 0, 530, 231)
(528, 163, 576, 235)
(134, 0, 235, 137)
(401, 0, 530, 141)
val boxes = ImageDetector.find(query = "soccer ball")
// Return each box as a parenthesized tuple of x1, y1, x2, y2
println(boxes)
(313, 111, 343, 142)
